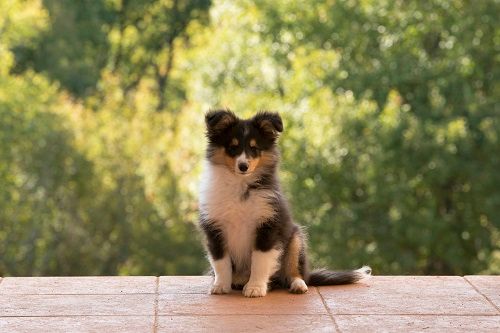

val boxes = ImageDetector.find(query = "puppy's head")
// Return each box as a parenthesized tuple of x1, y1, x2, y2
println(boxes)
(205, 110, 283, 175)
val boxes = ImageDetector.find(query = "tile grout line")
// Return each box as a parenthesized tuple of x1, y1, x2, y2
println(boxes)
(143, 313, 500, 317)
(316, 313, 500, 317)
(463, 276, 500, 313)
(0, 293, 157, 296)
(0, 313, 498, 318)
(316, 287, 341, 333)
(152, 276, 160, 333)
(0, 315, 157, 318)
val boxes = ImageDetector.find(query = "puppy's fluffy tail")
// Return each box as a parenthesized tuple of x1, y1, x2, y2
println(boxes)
(307, 266, 372, 286)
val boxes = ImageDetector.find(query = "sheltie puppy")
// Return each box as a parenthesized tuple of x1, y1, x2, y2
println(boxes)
(199, 109, 371, 297)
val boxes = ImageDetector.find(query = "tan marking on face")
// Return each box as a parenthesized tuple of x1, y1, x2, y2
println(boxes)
(242, 139, 261, 173)
(231, 138, 239, 146)
(209, 147, 241, 174)
(235, 152, 260, 174)
(209, 147, 226, 165)
(214, 146, 274, 174)
(247, 155, 261, 173)
(256, 150, 277, 170)
(224, 154, 236, 171)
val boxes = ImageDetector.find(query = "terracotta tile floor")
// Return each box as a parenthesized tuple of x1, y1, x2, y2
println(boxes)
(0, 276, 498, 332)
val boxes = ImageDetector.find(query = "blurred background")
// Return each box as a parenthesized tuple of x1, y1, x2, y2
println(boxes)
(0, 0, 498, 277)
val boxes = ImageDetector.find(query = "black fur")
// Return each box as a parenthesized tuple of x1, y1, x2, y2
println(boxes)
(255, 217, 281, 252)
(205, 110, 280, 158)
(248, 172, 275, 191)
(205, 110, 238, 141)
(252, 111, 284, 134)
(199, 214, 225, 260)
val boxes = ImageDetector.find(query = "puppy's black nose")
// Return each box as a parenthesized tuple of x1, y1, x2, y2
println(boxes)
(238, 162, 249, 172)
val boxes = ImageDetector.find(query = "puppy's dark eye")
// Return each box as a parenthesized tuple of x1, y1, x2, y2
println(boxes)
(250, 146, 259, 154)
(227, 144, 238, 154)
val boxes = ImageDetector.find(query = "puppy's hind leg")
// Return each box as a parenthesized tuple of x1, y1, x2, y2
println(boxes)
(285, 230, 309, 294)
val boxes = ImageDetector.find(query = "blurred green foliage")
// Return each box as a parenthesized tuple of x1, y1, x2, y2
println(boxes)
(0, 0, 498, 276)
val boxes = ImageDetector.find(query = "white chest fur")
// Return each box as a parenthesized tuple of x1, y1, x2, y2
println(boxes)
(199, 162, 277, 269)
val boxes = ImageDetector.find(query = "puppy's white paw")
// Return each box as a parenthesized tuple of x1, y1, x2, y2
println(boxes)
(243, 283, 267, 297)
(289, 278, 308, 294)
(210, 283, 231, 295)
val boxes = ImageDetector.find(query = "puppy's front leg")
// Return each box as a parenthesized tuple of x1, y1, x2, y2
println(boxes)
(243, 222, 282, 297)
(243, 249, 281, 297)
(200, 219, 232, 294)
(210, 255, 232, 294)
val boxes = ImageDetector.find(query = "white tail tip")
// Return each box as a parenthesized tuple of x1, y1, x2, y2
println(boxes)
(354, 265, 372, 280)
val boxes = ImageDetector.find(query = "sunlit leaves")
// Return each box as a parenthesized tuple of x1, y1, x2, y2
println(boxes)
(0, 0, 498, 276)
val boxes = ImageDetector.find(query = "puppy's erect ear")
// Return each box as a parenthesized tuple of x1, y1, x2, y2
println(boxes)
(205, 109, 237, 141)
(252, 111, 283, 138)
